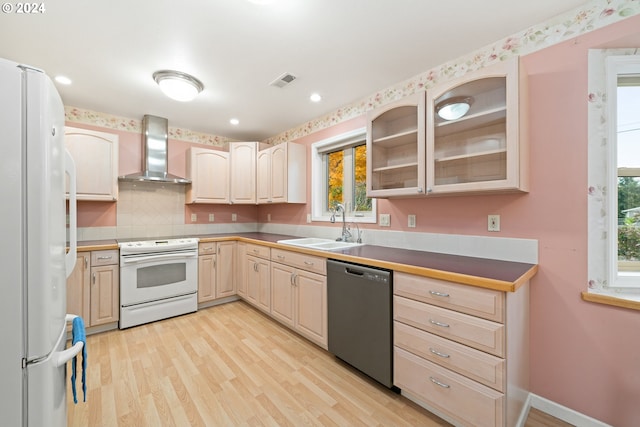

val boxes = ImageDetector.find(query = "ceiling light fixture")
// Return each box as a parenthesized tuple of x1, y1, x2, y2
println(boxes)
(230, 118, 240, 125)
(153, 70, 204, 102)
(310, 93, 322, 102)
(435, 96, 474, 121)
(54, 75, 72, 85)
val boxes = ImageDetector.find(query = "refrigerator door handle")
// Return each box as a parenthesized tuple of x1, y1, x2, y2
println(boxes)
(65, 148, 77, 278)
(52, 341, 83, 368)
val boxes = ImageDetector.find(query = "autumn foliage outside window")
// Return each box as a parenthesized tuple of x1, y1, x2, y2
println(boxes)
(327, 144, 371, 212)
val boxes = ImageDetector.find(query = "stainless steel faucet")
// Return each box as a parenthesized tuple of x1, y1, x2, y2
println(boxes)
(334, 203, 352, 242)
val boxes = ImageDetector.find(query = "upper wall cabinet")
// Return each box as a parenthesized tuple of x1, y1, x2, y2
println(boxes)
(186, 147, 229, 204)
(257, 142, 306, 204)
(426, 58, 528, 194)
(366, 93, 426, 198)
(64, 126, 119, 201)
(230, 142, 257, 204)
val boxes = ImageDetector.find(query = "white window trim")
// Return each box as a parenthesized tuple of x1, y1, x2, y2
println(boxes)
(310, 127, 377, 223)
(588, 48, 640, 299)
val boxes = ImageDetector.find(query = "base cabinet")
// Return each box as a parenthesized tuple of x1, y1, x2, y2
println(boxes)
(66, 249, 119, 330)
(244, 243, 271, 313)
(198, 241, 236, 305)
(393, 272, 528, 427)
(270, 248, 327, 349)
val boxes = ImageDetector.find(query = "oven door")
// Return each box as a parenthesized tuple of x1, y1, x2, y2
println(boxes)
(120, 250, 198, 306)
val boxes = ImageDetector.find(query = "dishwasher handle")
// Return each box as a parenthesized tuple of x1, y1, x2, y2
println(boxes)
(345, 267, 365, 277)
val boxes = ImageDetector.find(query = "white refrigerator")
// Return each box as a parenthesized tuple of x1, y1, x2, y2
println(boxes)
(0, 58, 81, 426)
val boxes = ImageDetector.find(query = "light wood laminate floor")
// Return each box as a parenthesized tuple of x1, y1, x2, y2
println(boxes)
(67, 301, 571, 426)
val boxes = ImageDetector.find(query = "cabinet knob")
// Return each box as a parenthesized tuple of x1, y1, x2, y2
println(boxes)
(427, 187, 433, 193)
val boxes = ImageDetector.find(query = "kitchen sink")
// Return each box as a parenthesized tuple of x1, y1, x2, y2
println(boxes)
(277, 238, 363, 251)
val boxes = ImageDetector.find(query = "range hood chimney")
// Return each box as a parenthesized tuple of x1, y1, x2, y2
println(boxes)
(118, 115, 190, 184)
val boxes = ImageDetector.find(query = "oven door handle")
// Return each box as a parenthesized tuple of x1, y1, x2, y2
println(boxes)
(121, 252, 198, 265)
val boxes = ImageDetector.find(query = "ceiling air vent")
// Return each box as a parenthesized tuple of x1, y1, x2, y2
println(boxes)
(270, 72, 297, 88)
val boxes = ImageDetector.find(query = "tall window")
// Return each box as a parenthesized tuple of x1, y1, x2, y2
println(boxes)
(311, 128, 376, 222)
(609, 57, 640, 287)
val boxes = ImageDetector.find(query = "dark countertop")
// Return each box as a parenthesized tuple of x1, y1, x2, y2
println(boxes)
(76, 232, 537, 292)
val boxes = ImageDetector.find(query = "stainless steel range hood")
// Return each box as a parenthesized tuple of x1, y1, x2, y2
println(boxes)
(118, 115, 190, 184)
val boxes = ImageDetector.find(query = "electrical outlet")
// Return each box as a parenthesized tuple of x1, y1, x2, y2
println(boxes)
(408, 214, 416, 228)
(191, 213, 197, 222)
(379, 213, 391, 227)
(209, 213, 215, 222)
(232, 213, 237, 222)
(488, 214, 500, 232)
(306, 213, 311, 223)
(267, 213, 271, 222)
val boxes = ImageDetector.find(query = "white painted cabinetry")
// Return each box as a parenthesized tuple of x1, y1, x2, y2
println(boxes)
(230, 142, 257, 204)
(393, 271, 529, 427)
(64, 126, 119, 201)
(186, 147, 229, 204)
(257, 142, 307, 204)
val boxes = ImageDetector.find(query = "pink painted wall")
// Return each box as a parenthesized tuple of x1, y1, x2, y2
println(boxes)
(272, 17, 640, 427)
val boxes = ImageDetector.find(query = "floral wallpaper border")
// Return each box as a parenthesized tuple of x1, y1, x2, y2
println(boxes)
(64, 107, 235, 148)
(65, 0, 640, 148)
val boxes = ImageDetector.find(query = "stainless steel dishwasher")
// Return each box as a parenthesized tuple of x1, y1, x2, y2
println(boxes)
(327, 259, 394, 388)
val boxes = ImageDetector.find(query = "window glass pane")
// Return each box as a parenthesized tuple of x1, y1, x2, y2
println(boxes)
(353, 144, 372, 212)
(617, 80, 640, 266)
(327, 149, 344, 210)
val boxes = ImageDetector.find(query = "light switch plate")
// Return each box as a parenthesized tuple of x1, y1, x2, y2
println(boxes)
(306, 213, 311, 223)
(209, 213, 215, 222)
(379, 213, 391, 227)
(267, 213, 271, 222)
(191, 213, 197, 222)
(232, 213, 237, 222)
(408, 214, 416, 228)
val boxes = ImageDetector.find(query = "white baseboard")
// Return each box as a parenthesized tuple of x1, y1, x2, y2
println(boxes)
(526, 393, 612, 427)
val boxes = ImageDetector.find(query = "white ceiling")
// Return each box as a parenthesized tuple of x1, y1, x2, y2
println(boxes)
(0, 0, 589, 141)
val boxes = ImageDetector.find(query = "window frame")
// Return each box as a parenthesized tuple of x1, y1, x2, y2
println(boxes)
(587, 49, 640, 299)
(310, 128, 377, 223)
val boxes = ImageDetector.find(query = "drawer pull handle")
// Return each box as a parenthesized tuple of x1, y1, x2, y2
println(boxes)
(277, 255, 285, 259)
(429, 319, 450, 328)
(253, 249, 259, 254)
(429, 348, 450, 358)
(303, 261, 314, 266)
(429, 290, 450, 297)
(97, 256, 112, 260)
(429, 377, 450, 388)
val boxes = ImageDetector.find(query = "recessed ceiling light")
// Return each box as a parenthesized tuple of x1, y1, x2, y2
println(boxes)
(310, 93, 322, 102)
(248, 0, 274, 5)
(55, 75, 72, 85)
(230, 118, 240, 125)
(153, 70, 204, 102)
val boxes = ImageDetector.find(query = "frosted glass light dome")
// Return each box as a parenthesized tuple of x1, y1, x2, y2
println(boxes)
(153, 70, 204, 102)
(436, 96, 474, 121)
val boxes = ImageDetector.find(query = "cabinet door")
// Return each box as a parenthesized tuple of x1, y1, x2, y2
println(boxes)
(216, 241, 236, 298)
(64, 127, 118, 201)
(198, 254, 216, 303)
(230, 142, 257, 204)
(270, 144, 287, 203)
(366, 93, 426, 198)
(270, 262, 295, 328)
(66, 252, 90, 327)
(256, 148, 271, 203)
(186, 147, 229, 203)
(90, 265, 119, 326)
(295, 270, 327, 348)
(256, 258, 271, 313)
(236, 242, 247, 297)
(426, 58, 526, 194)
(245, 255, 260, 306)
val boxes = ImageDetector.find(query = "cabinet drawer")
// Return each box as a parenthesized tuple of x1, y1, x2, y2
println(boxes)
(271, 248, 326, 275)
(395, 347, 503, 427)
(394, 272, 504, 322)
(394, 321, 504, 392)
(91, 250, 119, 266)
(198, 242, 217, 255)
(246, 243, 270, 259)
(394, 295, 504, 357)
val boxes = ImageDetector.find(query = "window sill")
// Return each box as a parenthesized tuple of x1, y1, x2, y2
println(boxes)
(581, 291, 640, 311)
